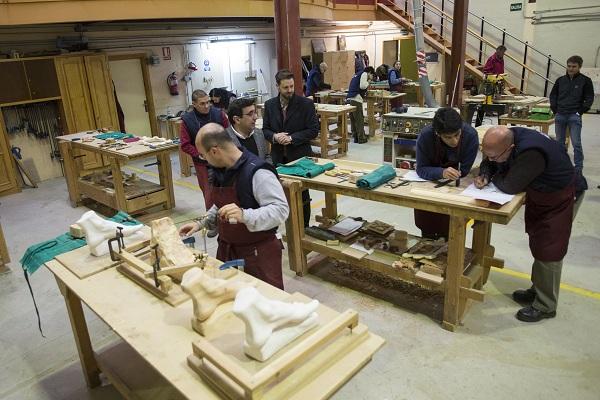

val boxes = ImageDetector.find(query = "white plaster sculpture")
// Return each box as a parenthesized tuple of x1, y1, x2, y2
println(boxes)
(150, 217, 197, 269)
(181, 267, 254, 334)
(232, 287, 320, 361)
(76, 211, 146, 257)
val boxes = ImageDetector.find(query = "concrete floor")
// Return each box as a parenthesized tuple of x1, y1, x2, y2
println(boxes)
(1, 115, 599, 400)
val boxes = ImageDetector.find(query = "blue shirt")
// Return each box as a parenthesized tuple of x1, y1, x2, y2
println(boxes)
(416, 122, 479, 180)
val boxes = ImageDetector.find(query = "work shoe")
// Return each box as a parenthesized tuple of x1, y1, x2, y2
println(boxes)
(512, 288, 536, 304)
(516, 306, 556, 322)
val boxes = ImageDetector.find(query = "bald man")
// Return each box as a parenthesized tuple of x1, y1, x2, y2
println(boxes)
(179, 123, 289, 289)
(477, 126, 575, 322)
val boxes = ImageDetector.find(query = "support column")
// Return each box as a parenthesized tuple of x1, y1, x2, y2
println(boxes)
(274, 0, 303, 96)
(449, 0, 469, 107)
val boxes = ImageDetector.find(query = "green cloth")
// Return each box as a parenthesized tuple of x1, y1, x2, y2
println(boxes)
(276, 157, 335, 178)
(356, 164, 396, 190)
(20, 211, 141, 275)
(95, 132, 134, 140)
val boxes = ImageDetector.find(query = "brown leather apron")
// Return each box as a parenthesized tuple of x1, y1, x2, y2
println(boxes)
(212, 181, 284, 289)
(525, 179, 575, 262)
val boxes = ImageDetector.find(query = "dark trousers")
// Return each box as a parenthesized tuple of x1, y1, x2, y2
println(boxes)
(349, 100, 367, 142)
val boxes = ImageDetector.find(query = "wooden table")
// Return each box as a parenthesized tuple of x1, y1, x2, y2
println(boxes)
(46, 253, 384, 399)
(365, 92, 406, 135)
(313, 104, 355, 159)
(498, 114, 555, 134)
(58, 133, 177, 215)
(403, 82, 445, 107)
(463, 95, 548, 126)
(281, 158, 525, 332)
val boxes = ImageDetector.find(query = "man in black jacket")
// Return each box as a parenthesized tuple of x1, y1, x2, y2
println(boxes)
(549, 55, 595, 171)
(263, 69, 319, 227)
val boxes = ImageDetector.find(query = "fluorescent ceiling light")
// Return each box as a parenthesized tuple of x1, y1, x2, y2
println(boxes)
(210, 38, 255, 44)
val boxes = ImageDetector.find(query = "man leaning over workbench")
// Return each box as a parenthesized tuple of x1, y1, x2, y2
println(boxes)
(476, 126, 575, 322)
(414, 107, 479, 239)
(179, 123, 289, 290)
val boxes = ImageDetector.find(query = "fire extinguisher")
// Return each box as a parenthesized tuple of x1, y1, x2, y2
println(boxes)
(167, 72, 179, 96)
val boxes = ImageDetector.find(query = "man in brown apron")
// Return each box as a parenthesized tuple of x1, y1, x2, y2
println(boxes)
(179, 123, 289, 290)
(477, 126, 575, 322)
(414, 107, 479, 239)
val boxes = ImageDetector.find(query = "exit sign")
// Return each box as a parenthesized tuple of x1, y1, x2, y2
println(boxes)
(510, 3, 522, 11)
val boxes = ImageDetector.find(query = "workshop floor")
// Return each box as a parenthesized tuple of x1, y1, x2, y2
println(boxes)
(1, 115, 599, 400)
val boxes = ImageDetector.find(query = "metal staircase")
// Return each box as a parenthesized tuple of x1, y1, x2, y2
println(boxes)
(376, 0, 564, 96)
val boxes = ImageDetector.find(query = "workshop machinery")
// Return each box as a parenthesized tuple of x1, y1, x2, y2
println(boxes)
(381, 107, 438, 169)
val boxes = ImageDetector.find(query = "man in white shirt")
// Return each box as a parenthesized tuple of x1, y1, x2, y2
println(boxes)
(179, 123, 289, 289)
(346, 66, 375, 143)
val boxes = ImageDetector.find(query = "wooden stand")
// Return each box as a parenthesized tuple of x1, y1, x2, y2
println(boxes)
(312, 104, 355, 159)
(58, 132, 177, 215)
(280, 158, 525, 331)
(366, 91, 406, 135)
(0, 221, 9, 270)
(498, 114, 555, 134)
(187, 293, 383, 400)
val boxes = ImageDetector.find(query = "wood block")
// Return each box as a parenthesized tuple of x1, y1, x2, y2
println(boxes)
(415, 270, 444, 285)
(326, 240, 340, 246)
(69, 223, 85, 239)
(341, 247, 368, 260)
(420, 263, 443, 277)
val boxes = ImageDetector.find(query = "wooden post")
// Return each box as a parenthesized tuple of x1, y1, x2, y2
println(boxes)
(157, 152, 175, 210)
(319, 112, 329, 158)
(0, 222, 9, 269)
(56, 278, 102, 388)
(449, 0, 469, 107)
(274, 0, 303, 96)
(282, 179, 307, 275)
(59, 141, 82, 207)
(442, 215, 467, 331)
(471, 220, 493, 288)
(109, 157, 127, 211)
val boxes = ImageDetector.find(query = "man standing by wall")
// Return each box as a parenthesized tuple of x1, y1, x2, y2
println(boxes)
(346, 66, 375, 144)
(262, 69, 319, 227)
(550, 55, 595, 171)
(179, 89, 229, 214)
(179, 123, 289, 289)
(226, 98, 272, 164)
(476, 126, 575, 322)
(483, 45, 506, 75)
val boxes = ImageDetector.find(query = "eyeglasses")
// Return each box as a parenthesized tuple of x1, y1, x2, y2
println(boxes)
(486, 143, 512, 161)
(242, 111, 256, 117)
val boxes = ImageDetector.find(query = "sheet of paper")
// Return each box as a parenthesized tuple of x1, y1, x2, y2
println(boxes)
(400, 170, 428, 182)
(461, 183, 515, 205)
(349, 242, 375, 255)
(329, 218, 363, 236)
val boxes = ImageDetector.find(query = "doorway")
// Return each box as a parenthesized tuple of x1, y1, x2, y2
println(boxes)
(108, 54, 158, 137)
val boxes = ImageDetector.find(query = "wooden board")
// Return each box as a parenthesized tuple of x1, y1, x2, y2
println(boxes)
(54, 225, 151, 279)
(323, 50, 355, 91)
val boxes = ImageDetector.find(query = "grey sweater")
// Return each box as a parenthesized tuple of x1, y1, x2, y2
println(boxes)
(226, 126, 272, 164)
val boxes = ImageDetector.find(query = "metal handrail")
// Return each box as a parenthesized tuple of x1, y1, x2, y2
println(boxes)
(441, 0, 567, 69)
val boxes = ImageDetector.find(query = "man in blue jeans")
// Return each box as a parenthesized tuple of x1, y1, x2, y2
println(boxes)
(549, 55, 595, 171)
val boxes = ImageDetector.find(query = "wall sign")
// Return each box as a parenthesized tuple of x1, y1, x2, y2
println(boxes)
(510, 3, 522, 11)
(162, 47, 171, 60)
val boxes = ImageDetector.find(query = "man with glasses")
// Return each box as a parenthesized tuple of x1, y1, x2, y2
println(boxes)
(180, 89, 229, 208)
(476, 126, 575, 322)
(226, 98, 272, 164)
(414, 107, 479, 239)
(179, 123, 289, 290)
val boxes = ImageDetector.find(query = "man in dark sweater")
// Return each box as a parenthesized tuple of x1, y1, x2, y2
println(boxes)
(414, 107, 479, 239)
(549, 55, 595, 171)
(476, 126, 575, 322)
(225, 98, 271, 164)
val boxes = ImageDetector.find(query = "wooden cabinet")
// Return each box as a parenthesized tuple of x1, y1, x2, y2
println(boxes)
(0, 58, 60, 104)
(0, 117, 19, 196)
(55, 54, 119, 170)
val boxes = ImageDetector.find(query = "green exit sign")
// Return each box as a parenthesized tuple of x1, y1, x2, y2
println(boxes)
(510, 3, 522, 11)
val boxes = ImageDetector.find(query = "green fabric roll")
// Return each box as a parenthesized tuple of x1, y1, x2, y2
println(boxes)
(356, 164, 396, 190)
(20, 211, 141, 275)
(95, 132, 134, 140)
(276, 157, 335, 178)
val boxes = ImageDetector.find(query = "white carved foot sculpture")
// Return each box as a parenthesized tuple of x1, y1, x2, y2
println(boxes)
(76, 210, 145, 256)
(232, 287, 319, 361)
(181, 267, 253, 323)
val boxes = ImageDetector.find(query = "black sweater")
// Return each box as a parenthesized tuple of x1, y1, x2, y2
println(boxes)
(549, 73, 595, 115)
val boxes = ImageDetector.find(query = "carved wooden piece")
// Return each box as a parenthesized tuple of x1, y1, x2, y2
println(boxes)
(232, 287, 320, 362)
(150, 217, 201, 281)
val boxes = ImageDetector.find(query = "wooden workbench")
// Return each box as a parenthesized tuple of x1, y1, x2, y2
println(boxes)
(58, 132, 177, 215)
(403, 81, 445, 107)
(46, 251, 384, 399)
(365, 92, 406, 135)
(463, 95, 548, 126)
(281, 158, 525, 332)
(498, 114, 555, 134)
(313, 103, 355, 159)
